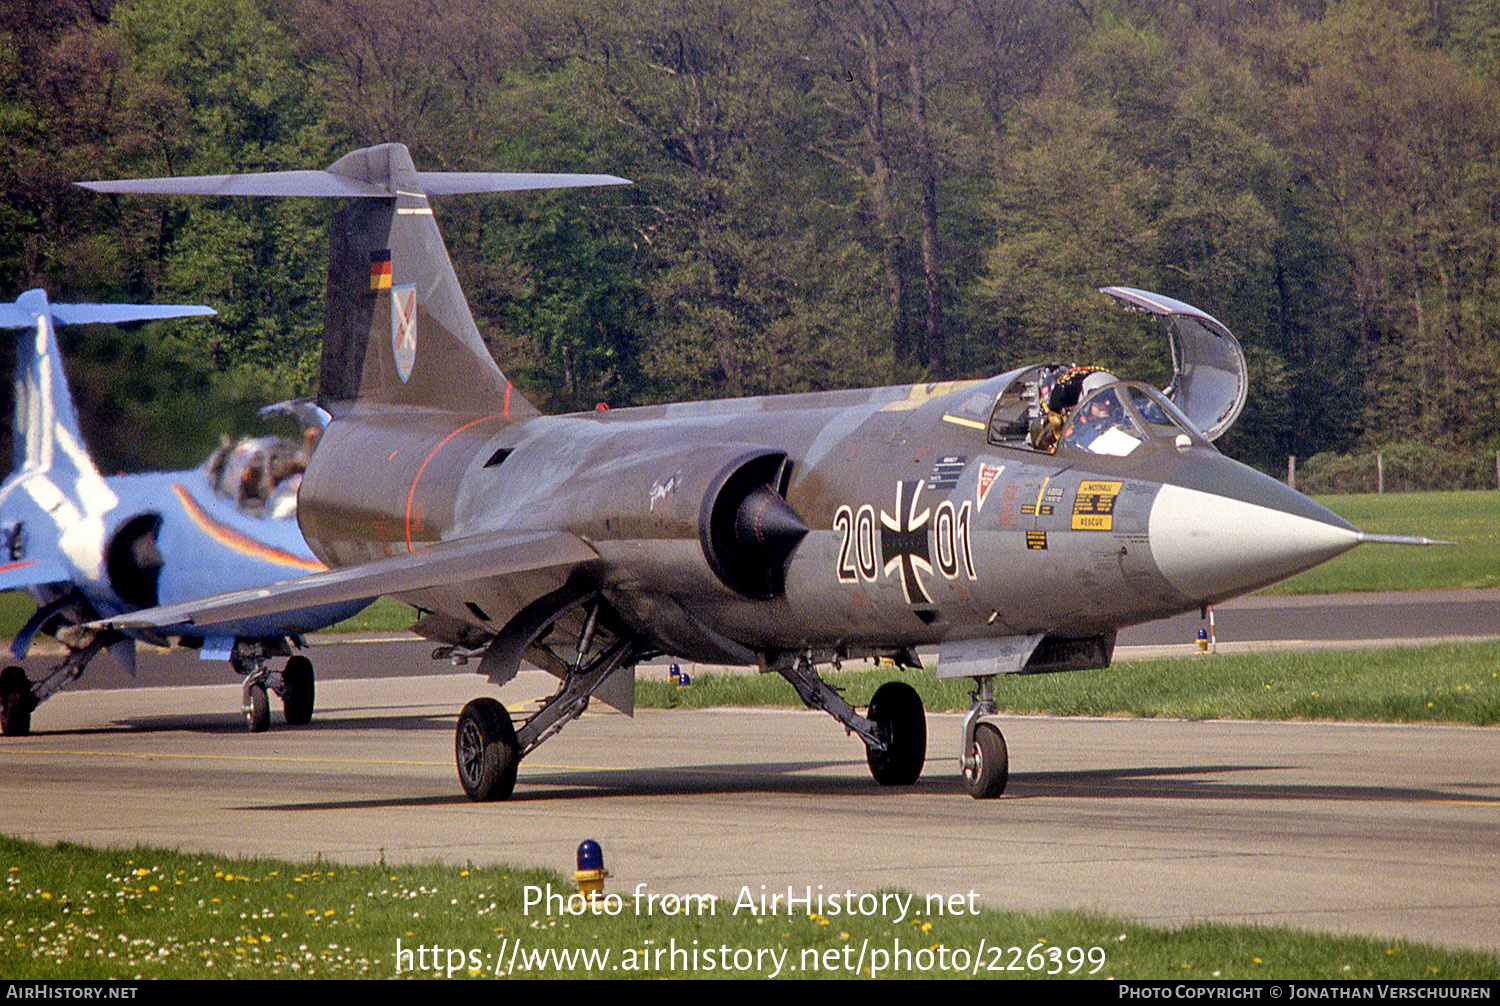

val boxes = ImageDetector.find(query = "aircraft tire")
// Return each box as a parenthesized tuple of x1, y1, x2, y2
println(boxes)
(245, 683, 271, 733)
(865, 681, 926, 786)
(0, 666, 33, 737)
(456, 698, 519, 802)
(964, 722, 1009, 799)
(282, 656, 314, 726)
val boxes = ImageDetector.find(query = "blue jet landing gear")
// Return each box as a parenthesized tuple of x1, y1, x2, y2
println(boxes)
(0, 629, 125, 736)
(232, 640, 314, 732)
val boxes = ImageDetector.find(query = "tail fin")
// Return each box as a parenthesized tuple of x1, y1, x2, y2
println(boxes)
(0, 289, 214, 482)
(80, 143, 629, 418)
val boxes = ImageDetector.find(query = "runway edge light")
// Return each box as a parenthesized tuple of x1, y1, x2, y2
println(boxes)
(575, 839, 609, 899)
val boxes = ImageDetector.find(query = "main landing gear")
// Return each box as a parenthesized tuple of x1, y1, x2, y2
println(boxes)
(0, 665, 34, 737)
(960, 675, 1009, 799)
(0, 629, 317, 736)
(0, 629, 123, 736)
(777, 655, 928, 788)
(232, 641, 316, 732)
(454, 641, 638, 801)
(456, 599, 642, 801)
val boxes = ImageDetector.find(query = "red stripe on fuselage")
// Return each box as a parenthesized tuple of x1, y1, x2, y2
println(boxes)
(404, 415, 505, 553)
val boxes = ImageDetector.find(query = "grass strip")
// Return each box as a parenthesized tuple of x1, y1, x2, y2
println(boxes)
(1, 836, 1494, 980)
(1263, 490, 1500, 594)
(639, 642, 1500, 725)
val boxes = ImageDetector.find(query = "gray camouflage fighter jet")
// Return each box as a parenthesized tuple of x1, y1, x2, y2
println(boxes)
(79, 143, 1438, 800)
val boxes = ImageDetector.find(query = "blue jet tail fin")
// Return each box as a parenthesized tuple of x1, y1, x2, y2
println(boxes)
(0, 289, 214, 483)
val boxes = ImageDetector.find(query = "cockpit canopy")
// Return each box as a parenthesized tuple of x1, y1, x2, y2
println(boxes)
(941, 286, 1247, 457)
(205, 434, 311, 520)
(1098, 286, 1246, 441)
(967, 373, 1202, 457)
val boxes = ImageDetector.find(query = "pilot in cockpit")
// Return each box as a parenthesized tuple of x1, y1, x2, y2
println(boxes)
(1058, 383, 1130, 453)
(1032, 365, 1119, 452)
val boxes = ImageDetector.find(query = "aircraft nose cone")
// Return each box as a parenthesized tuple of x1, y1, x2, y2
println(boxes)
(1148, 464, 1359, 603)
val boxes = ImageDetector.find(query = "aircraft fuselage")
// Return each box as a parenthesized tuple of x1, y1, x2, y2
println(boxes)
(299, 374, 1358, 670)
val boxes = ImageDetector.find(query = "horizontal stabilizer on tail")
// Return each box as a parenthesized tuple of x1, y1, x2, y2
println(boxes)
(416, 172, 630, 196)
(79, 170, 395, 199)
(0, 290, 214, 329)
(2, 289, 214, 493)
(80, 144, 627, 416)
(47, 304, 215, 326)
(79, 169, 629, 200)
(89, 530, 600, 632)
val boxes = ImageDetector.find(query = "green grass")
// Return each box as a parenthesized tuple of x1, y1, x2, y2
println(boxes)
(323, 596, 418, 634)
(1, 837, 1493, 980)
(1267, 490, 1500, 593)
(642, 643, 1500, 725)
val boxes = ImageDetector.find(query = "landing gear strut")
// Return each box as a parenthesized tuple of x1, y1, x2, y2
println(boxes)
(455, 598, 643, 802)
(777, 654, 928, 787)
(960, 675, 1008, 799)
(1, 627, 126, 736)
(232, 640, 315, 732)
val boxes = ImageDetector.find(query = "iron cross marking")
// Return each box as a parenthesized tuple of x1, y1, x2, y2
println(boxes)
(880, 479, 934, 605)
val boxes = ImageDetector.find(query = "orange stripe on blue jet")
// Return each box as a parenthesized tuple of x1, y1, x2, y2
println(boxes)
(170, 483, 326, 572)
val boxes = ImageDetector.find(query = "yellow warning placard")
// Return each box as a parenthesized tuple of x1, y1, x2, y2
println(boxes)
(1072, 480, 1123, 531)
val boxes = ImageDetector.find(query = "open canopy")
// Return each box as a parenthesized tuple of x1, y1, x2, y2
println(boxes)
(1099, 286, 1247, 441)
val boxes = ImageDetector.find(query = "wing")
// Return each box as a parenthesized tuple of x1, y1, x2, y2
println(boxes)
(89, 529, 600, 633)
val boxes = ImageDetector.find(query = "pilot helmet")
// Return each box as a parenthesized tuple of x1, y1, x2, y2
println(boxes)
(1080, 370, 1118, 396)
(1082, 386, 1125, 422)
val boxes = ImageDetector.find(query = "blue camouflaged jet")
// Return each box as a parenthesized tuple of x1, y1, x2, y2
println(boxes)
(0, 289, 370, 735)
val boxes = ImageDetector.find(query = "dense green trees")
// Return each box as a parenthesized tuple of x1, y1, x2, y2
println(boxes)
(2, 0, 1498, 478)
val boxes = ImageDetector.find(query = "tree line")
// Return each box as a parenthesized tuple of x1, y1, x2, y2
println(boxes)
(2, 0, 1498, 477)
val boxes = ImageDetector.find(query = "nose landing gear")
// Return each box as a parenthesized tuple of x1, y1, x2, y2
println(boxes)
(234, 641, 316, 732)
(961, 675, 1008, 799)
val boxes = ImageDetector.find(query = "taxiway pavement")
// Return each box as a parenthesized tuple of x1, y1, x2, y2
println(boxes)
(26, 587, 1500, 690)
(2, 668, 1496, 954)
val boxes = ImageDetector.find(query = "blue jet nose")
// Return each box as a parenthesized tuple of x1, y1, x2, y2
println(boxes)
(1147, 456, 1360, 604)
